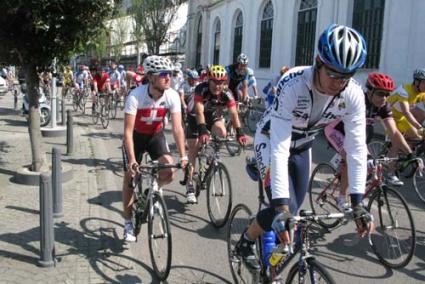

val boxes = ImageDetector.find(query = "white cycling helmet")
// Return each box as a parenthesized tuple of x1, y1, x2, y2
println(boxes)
(143, 55, 173, 74)
(237, 53, 249, 65)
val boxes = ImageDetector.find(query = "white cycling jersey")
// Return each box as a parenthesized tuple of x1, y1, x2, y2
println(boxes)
(257, 66, 367, 200)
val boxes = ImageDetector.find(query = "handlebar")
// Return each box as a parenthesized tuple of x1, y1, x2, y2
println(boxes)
(132, 161, 182, 173)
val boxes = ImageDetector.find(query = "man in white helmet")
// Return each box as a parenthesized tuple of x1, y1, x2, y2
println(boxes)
(121, 55, 188, 242)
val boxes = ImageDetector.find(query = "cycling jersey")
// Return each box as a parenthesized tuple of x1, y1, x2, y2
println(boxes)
(262, 75, 281, 108)
(257, 66, 367, 203)
(109, 69, 121, 88)
(63, 69, 73, 86)
(93, 72, 110, 92)
(226, 64, 248, 100)
(125, 84, 181, 135)
(75, 70, 88, 84)
(178, 80, 198, 114)
(192, 81, 236, 117)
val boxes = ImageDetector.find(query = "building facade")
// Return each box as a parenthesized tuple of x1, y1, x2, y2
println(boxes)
(185, 0, 425, 90)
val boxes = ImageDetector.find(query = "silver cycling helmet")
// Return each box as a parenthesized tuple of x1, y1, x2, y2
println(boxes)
(143, 55, 173, 74)
(413, 68, 425, 81)
(237, 53, 249, 65)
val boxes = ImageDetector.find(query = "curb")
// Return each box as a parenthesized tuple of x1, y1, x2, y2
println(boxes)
(13, 164, 74, 186)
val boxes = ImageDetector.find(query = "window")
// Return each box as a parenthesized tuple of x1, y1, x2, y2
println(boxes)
(195, 15, 203, 68)
(259, 1, 273, 68)
(295, 0, 317, 66)
(233, 11, 243, 63)
(213, 19, 221, 65)
(352, 0, 385, 69)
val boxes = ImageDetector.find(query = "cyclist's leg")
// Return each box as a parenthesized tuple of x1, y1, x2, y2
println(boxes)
(211, 118, 226, 137)
(147, 131, 174, 186)
(186, 115, 200, 179)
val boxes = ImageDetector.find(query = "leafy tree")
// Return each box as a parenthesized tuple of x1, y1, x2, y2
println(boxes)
(109, 12, 129, 62)
(131, 0, 180, 55)
(0, 0, 119, 171)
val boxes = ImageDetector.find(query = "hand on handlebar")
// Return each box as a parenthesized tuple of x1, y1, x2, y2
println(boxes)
(236, 127, 248, 146)
(271, 210, 295, 245)
(198, 123, 210, 144)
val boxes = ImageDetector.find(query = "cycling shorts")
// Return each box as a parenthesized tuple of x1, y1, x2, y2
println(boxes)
(122, 130, 171, 171)
(394, 116, 414, 135)
(185, 114, 223, 139)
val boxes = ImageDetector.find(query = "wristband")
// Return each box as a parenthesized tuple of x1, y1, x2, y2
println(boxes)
(198, 124, 209, 136)
(236, 127, 244, 137)
(179, 155, 188, 161)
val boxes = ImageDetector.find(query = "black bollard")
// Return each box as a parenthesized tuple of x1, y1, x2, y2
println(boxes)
(52, 147, 63, 218)
(66, 110, 73, 156)
(38, 173, 56, 267)
(61, 97, 65, 125)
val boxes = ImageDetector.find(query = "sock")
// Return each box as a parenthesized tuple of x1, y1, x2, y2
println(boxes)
(243, 231, 255, 243)
(350, 193, 363, 207)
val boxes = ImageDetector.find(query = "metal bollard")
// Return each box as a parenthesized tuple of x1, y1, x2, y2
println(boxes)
(56, 96, 60, 122)
(61, 97, 65, 125)
(38, 173, 56, 267)
(66, 110, 73, 156)
(52, 147, 63, 218)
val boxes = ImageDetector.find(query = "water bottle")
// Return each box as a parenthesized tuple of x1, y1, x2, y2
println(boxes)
(261, 230, 276, 267)
(269, 244, 289, 266)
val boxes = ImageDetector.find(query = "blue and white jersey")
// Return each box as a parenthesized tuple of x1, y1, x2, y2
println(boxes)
(74, 70, 88, 84)
(257, 66, 367, 201)
(109, 69, 121, 86)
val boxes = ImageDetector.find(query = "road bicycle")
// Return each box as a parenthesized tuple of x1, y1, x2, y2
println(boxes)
(109, 88, 123, 119)
(368, 138, 425, 203)
(309, 156, 416, 268)
(72, 87, 89, 114)
(131, 160, 182, 281)
(180, 136, 233, 228)
(227, 158, 338, 283)
(91, 92, 110, 129)
(240, 96, 265, 134)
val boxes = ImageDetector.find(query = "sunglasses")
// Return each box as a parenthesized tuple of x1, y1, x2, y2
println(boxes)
(153, 71, 172, 78)
(373, 90, 391, 97)
(324, 66, 354, 81)
(211, 79, 226, 85)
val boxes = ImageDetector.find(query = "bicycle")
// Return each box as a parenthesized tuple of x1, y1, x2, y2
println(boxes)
(180, 136, 233, 228)
(368, 138, 425, 203)
(91, 92, 110, 129)
(227, 158, 338, 283)
(131, 160, 182, 281)
(308, 156, 416, 268)
(109, 89, 120, 119)
(241, 96, 265, 134)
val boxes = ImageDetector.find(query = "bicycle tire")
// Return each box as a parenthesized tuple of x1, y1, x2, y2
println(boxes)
(100, 104, 110, 129)
(367, 140, 387, 159)
(367, 185, 416, 268)
(206, 162, 232, 228)
(413, 164, 425, 203)
(80, 92, 87, 114)
(227, 203, 260, 284)
(92, 102, 99, 125)
(308, 163, 342, 229)
(225, 120, 241, 157)
(148, 192, 172, 281)
(72, 93, 79, 111)
(286, 258, 335, 284)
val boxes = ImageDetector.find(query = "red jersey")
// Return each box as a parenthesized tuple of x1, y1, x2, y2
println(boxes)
(93, 72, 110, 92)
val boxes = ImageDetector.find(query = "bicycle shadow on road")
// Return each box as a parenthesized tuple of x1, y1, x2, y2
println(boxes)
(87, 190, 123, 217)
(166, 265, 232, 284)
(65, 157, 123, 178)
(0, 218, 156, 283)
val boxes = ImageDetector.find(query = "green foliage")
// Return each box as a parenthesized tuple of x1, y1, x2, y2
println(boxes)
(0, 0, 120, 69)
(131, 0, 179, 54)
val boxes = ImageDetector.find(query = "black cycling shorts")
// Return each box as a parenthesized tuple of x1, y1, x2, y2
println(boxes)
(122, 130, 171, 171)
(185, 114, 223, 139)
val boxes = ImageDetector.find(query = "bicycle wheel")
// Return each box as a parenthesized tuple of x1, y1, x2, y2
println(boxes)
(91, 102, 99, 125)
(227, 204, 260, 284)
(225, 121, 241, 157)
(286, 258, 335, 284)
(412, 162, 425, 203)
(206, 162, 232, 228)
(80, 92, 87, 114)
(148, 192, 172, 281)
(308, 163, 342, 229)
(367, 140, 386, 159)
(72, 93, 79, 111)
(100, 104, 110, 129)
(111, 94, 118, 119)
(367, 185, 416, 268)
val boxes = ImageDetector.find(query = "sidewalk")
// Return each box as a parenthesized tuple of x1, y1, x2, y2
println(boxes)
(0, 94, 146, 283)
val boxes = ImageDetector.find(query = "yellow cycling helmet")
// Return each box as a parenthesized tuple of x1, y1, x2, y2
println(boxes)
(208, 65, 227, 81)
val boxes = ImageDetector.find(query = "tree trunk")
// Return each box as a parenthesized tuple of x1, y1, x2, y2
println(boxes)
(137, 45, 141, 66)
(24, 64, 43, 172)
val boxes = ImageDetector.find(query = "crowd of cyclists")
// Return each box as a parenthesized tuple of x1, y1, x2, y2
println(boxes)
(10, 22, 422, 281)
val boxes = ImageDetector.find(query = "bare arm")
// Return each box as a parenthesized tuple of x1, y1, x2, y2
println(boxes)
(124, 113, 137, 172)
(400, 101, 421, 129)
(228, 105, 242, 129)
(383, 117, 412, 154)
(240, 80, 248, 102)
(171, 112, 186, 158)
(195, 101, 206, 125)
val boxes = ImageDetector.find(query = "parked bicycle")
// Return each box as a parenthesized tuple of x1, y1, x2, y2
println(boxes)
(180, 136, 233, 228)
(91, 92, 110, 129)
(131, 160, 182, 281)
(309, 156, 416, 268)
(227, 158, 339, 283)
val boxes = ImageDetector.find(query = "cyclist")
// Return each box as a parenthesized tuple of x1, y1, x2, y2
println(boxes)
(226, 53, 249, 102)
(325, 73, 413, 196)
(125, 66, 145, 90)
(118, 64, 127, 98)
(74, 64, 89, 97)
(108, 61, 121, 98)
(387, 68, 425, 140)
(171, 65, 184, 92)
(185, 65, 248, 203)
(121, 55, 188, 242)
(178, 69, 199, 122)
(90, 64, 111, 111)
(262, 66, 290, 108)
(238, 67, 258, 99)
(235, 24, 375, 271)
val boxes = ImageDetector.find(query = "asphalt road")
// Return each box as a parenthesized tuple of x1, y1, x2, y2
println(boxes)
(76, 101, 425, 284)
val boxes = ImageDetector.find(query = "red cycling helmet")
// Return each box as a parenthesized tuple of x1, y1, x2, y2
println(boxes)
(366, 73, 395, 92)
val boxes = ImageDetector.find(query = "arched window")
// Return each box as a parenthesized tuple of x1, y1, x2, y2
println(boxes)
(213, 19, 221, 65)
(259, 1, 273, 68)
(195, 15, 203, 68)
(352, 0, 385, 69)
(232, 11, 243, 63)
(295, 0, 317, 66)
